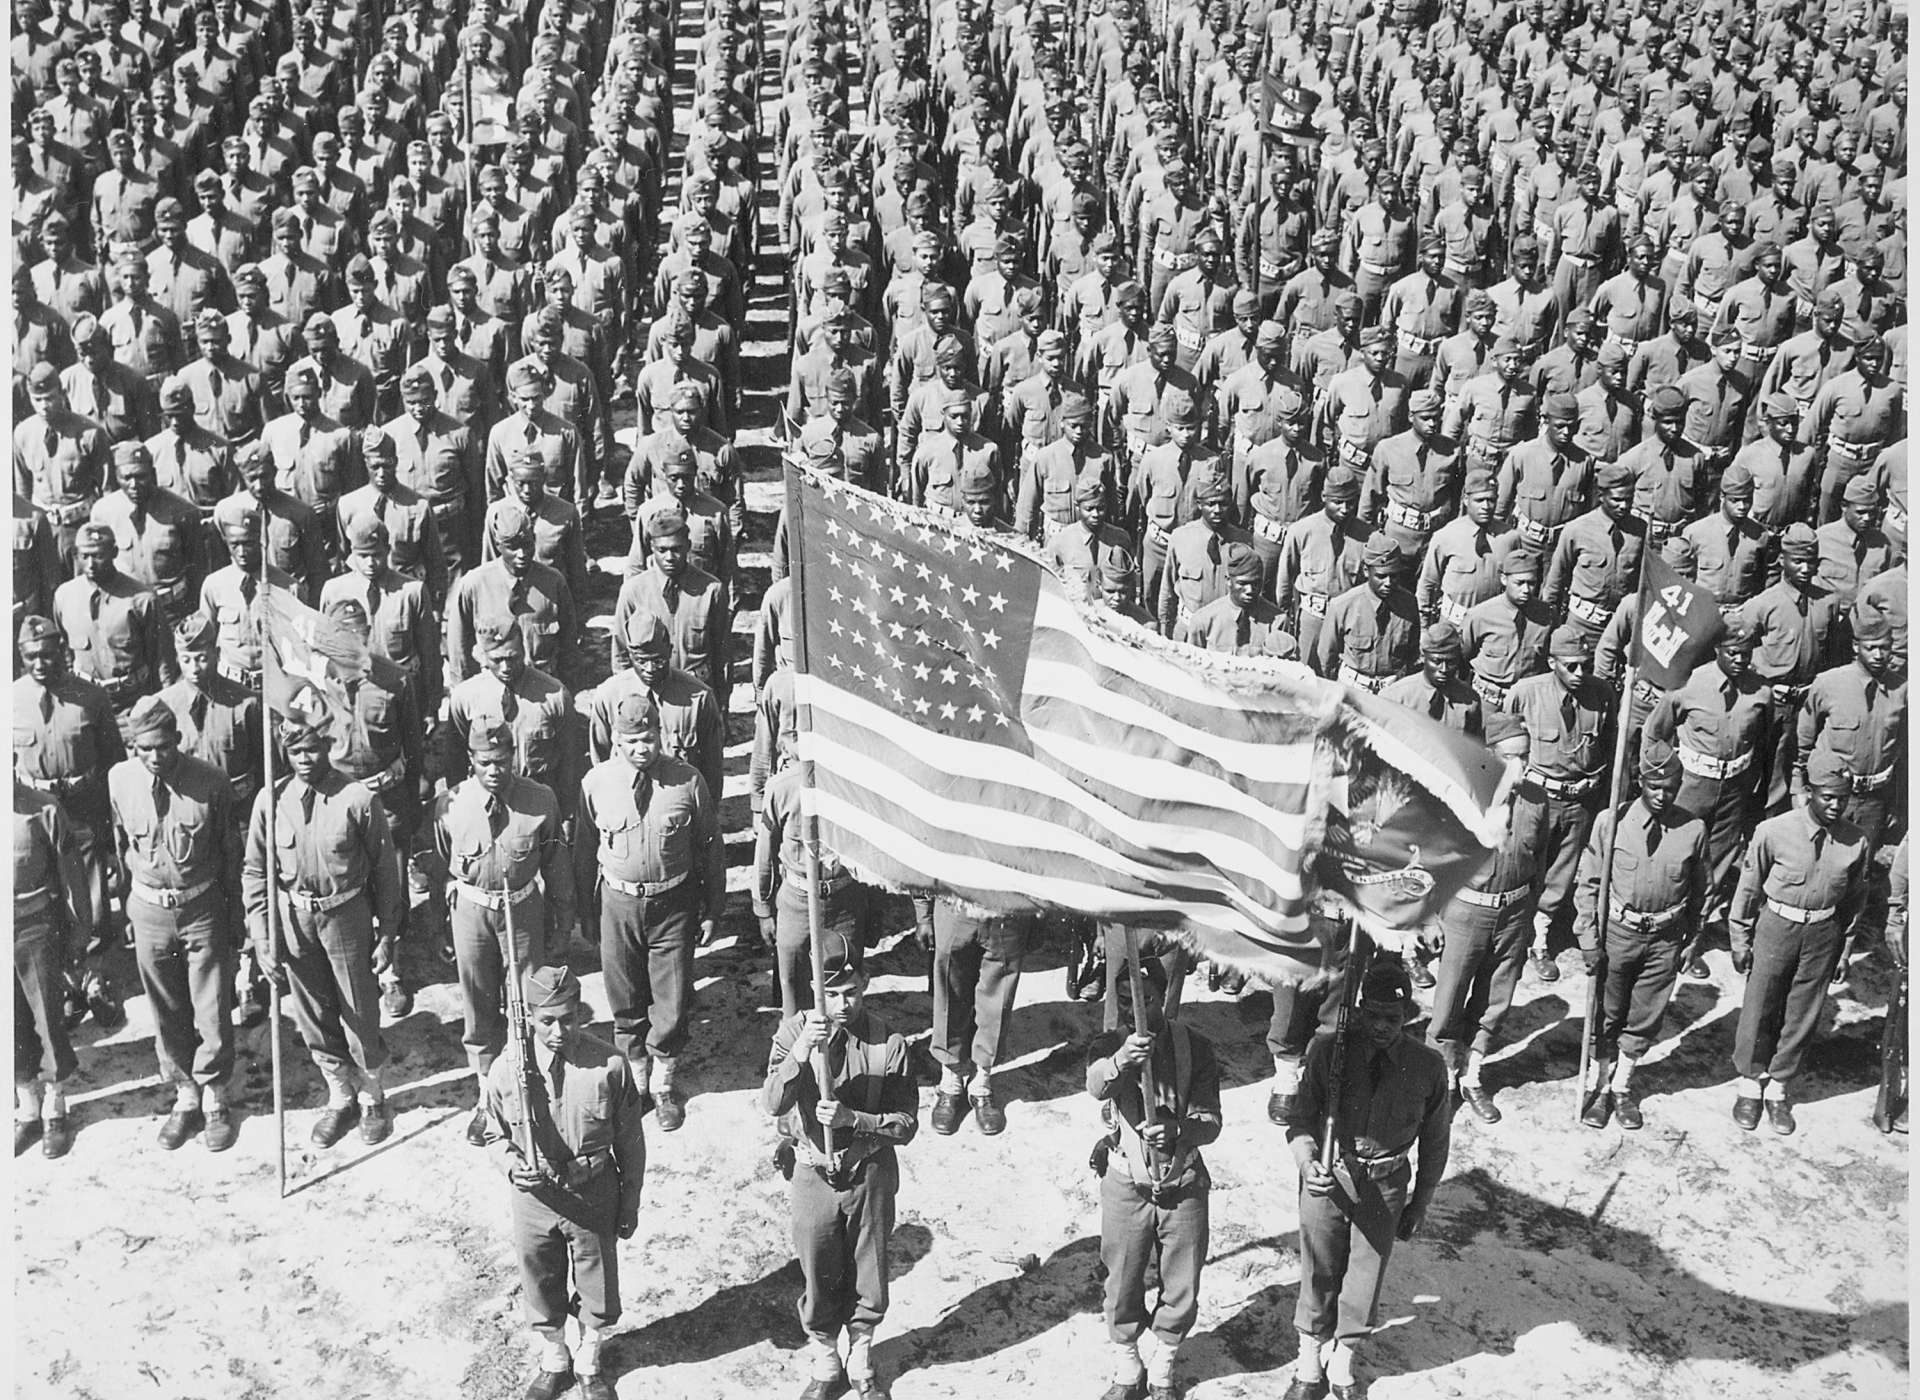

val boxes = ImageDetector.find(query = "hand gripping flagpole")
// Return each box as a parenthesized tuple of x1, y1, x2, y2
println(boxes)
(782, 461, 838, 1167)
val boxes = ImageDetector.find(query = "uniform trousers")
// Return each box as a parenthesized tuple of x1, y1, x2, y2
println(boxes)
(1598, 926, 1683, 1060)
(514, 1167, 622, 1341)
(791, 1148, 898, 1346)
(932, 906, 1029, 1075)
(1733, 910, 1845, 1083)
(1267, 912, 1349, 1061)
(1552, 259, 1604, 321)
(16, 918, 79, 1083)
(1532, 792, 1598, 950)
(1428, 895, 1532, 1057)
(1295, 1157, 1410, 1343)
(130, 886, 234, 1091)
(1100, 1162, 1210, 1349)
(1677, 772, 1761, 915)
(600, 879, 700, 1063)
(282, 896, 389, 1079)
(453, 888, 547, 1077)
(775, 879, 867, 1019)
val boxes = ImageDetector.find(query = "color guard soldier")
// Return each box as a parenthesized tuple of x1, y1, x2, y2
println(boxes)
(1284, 960, 1451, 1400)
(481, 965, 647, 1400)
(1089, 955, 1221, 1400)
(1427, 712, 1546, 1122)
(1728, 748, 1871, 1137)
(14, 777, 96, 1159)
(244, 707, 400, 1148)
(762, 933, 918, 1400)
(576, 693, 725, 1133)
(1575, 738, 1710, 1131)
(431, 720, 576, 1148)
(110, 696, 241, 1152)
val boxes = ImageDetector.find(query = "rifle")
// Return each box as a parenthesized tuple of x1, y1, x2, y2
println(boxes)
(500, 882, 544, 1178)
(1321, 923, 1371, 1174)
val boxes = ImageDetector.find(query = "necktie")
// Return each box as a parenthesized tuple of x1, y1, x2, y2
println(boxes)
(38, 687, 52, 721)
(209, 367, 224, 399)
(358, 313, 371, 338)
(485, 794, 507, 838)
(1235, 608, 1251, 649)
(633, 771, 652, 812)
(188, 691, 208, 729)
(549, 1054, 564, 1102)
(174, 437, 187, 471)
(1429, 688, 1446, 720)
(416, 423, 429, 454)
(299, 781, 316, 822)
(88, 586, 102, 619)
(498, 680, 518, 723)
(299, 423, 311, 449)
(524, 420, 537, 444)
(130, 306, 144, 336)
(43, 425, 57, 456)
(152, 777, 170, 820)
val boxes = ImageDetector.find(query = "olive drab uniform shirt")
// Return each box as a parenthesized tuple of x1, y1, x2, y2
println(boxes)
(431, 775, 577, 930)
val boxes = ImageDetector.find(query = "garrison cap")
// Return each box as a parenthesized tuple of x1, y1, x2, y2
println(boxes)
(1226, 542, 1263, 583)
(16, 615, 62, 651)
(1779, 522, 1821, 558)
(1805, 748, 1854, 791)
(1542, 392, 1580, 421)
(1852, 609, 1894, 643)
(1843, 476, 1883, 507)
(76, 521, 118, 551)
(174, 611, 217, 652)
(1639, 735, 1681, 778)
(524, 964, 582, 1013)
(489, 501, 535, 543)
(125, 695, 179, 741)
(645, 506, 690, 540)
(820, 931, 863, 989)
(1660, 535, 1698, 570)
(626, 612, 673, 659)
(1549, 624, 1592, 660)
(1358, 959, 1413, 1011)
(1363, 533, 1405, 567)
(1483, 710, 1528, 745)
(468, 719, 517, 756)
(1596, 461, 1635, 490)
(1422, 621, 1465, 658)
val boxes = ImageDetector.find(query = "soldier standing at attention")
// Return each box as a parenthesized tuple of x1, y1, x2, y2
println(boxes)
(576, 693, 725, 1133)
(1728, 749, 1871, 1137)
(244, 708, 401, 1147)
(1575, 739, 1710, 1131)
(762, 933, 918, 1400)
(14, 777, 96, 1159)
(431, 721, 576, 1148)
(1284, 961, 1451, 1400)
(110, 695, 241, 1152)
(481, 965, 647, 1400)
(1088, 952, 1222, 1400)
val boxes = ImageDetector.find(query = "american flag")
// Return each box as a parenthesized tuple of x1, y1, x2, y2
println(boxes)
(785, 467, 1514, 984)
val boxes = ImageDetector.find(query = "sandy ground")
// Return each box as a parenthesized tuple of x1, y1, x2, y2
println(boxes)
(12, 913, 1910, 1400)
(14, 24, 1911, 1399)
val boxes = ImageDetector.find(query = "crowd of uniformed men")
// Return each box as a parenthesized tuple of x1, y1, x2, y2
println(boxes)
(9, 0, 1911, 1390)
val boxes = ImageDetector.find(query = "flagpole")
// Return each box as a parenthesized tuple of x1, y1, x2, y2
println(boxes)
(781, 460, 836, 1158)
(260, 553, 288, 1197)
(1578, 544, 1651, 1124)
(1122, 927, 1168, 1184)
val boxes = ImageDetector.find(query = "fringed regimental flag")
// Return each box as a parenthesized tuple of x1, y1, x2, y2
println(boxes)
(257, 582, 371, 757)
(784, 466, 1515, 987)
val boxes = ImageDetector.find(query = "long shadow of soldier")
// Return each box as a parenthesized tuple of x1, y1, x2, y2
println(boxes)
(1370, 1167, 1905, 1380)
(605, 1222, 936, 1377)
(870, 1234, 1104, 1382)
